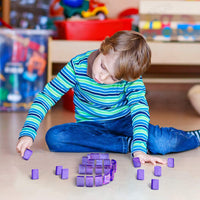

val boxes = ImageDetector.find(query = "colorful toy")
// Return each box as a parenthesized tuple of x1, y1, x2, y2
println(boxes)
(95, 165, 103, 175)
(22, 149, 33, 160)
(167, 158, 175, 168)
(137, 169, 144, 180)
(139, 1, 200, 41)
(61, 168, 69, 179)
(86, 165, 93, 174)
(95, 175, 103, 186)
(96, 159, 103, 166)
(86, 176, 93, 187)
(103, 173, 110, 185)
(151, 179, 159, 190)
(55, 166, 63, 175)
(154, 166, 162, 177)
(60, 0, 108, 20)
(79, 164, 86, 174)
(104, 165, 110, 174)
(133, 157, 141, 168)
(31, 169, 39, 180)
(118, 8, 139, 31)
(76, 176, 85, 187)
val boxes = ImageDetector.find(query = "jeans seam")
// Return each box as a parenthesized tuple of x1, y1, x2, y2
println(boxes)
(122, 137, 128, 153)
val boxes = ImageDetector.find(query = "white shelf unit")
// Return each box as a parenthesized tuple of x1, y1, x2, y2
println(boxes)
(48, 39, 200, 83)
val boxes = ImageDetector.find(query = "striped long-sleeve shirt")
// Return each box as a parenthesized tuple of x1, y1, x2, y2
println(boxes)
(19, 50, 150, 153)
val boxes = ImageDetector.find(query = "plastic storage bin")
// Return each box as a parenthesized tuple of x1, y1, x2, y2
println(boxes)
(0, 29, 52, 111)
(55, 18, 132, 40)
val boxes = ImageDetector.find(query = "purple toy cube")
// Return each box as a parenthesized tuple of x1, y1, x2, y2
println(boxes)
(111, 159, 117, 173)
(168, 158, 174, 168)
(154, 166, 162, 177)
(110, 169, 114, 181)
(86, 176, 93, 187)
(103, 173, 110, 185)
(96, 159, 103, 166)
(79, 164, 86, 174)
(61, 168, 69, 179)
(88, 153, 100, 160)
(133, 157, 141, 168)
(31, 169, 39, 180)
(104, 159, 111, 166)
(95, 175, 103, 187)
(95, 165, 103, 175)
(86, 165, 93, 174)
(104, 165, 111, 174)
(23, 149, 33, 160)
(55, 166, 63, 175)
(151, 179, 159, 190)
(87, 159, 95, 167)
(99, 153, 109, 159)
(82, 156, 88, 165)
(76, 176, 84, 187)
(137, 169, 144, 180)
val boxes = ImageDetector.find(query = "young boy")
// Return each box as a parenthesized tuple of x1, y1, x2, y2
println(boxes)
(16, 31, 200, 165)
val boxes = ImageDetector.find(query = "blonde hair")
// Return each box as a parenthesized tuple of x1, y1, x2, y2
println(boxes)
(100, 31, 151, 81)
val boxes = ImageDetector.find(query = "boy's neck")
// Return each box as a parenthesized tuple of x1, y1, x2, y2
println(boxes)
(87, 50, 100, 78)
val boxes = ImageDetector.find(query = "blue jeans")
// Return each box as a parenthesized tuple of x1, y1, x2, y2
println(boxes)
(45, 115, 199, 155)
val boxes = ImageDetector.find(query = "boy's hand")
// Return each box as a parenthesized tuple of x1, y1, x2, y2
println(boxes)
(16, 136, 33, 157)
(133, 151, 167, 165)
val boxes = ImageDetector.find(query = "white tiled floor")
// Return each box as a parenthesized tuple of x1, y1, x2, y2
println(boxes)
(1, 84, 200, 200)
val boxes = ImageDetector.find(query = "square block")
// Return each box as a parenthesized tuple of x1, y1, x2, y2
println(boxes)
(137, 169, 144, 180)
(154, 166, 162, 177)
(104, 159, 111, 166)
(87, 159, 95, 167)
(95, 165, 103, 175)
(151, 179, 159, 190)
(82, 156, 88, 165)
(86, 165, 93, 174)
(61, 168, 69, 179)
(23, 149, 33, 160)
(55, 166, 63, 175)
(88, 153, 100, 160)
(31, 169, 39, 180)
(168, 158, 174, 168)
(104, 165, 111, 174)
(86, 176, 93, 187)
(96, 159, 103, 166)
(95, 175, 103, 187)
(103, 173, 110, 185)
(76, 176, 84, 187)
(133, 157, 141, 168)
(99, 153, 109, 159)
(79, 164, 86, 174)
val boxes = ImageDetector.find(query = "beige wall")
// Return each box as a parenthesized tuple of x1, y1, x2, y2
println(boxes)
(100, 0, 139, 18)
(100, 0, 185, 18)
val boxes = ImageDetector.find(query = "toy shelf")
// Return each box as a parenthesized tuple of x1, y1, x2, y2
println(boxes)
(48, 39, 200, 83)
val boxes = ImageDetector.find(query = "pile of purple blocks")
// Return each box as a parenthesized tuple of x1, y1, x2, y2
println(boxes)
(76, 153, 117, 187)
(133, 157, 175, 190)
